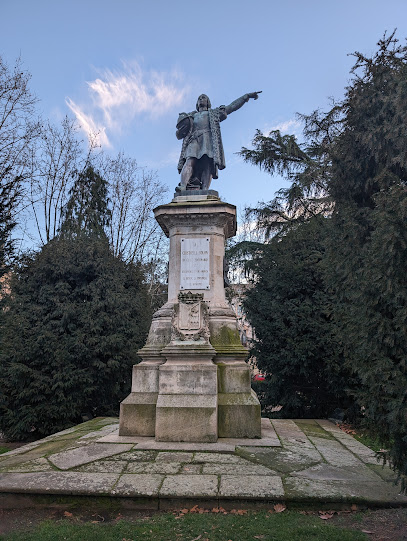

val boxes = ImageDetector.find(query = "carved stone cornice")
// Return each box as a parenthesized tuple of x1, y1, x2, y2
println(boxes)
(154, 202, 236, 239)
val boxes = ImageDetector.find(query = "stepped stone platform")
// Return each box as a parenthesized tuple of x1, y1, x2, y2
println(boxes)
(1, 417, 406, 510)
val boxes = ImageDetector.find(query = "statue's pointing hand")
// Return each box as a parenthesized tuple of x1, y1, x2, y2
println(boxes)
(248, 91, 262, 100)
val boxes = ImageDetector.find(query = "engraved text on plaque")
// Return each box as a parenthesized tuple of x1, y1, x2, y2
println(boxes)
(180, 238, 210, 290)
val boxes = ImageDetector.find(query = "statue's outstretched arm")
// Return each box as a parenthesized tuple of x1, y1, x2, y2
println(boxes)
(225, 91, 262, 115)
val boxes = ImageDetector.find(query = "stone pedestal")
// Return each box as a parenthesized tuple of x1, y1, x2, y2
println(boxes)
(119, 191, 261, 441)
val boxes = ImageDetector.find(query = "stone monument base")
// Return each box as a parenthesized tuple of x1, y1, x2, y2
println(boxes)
(119, 192, 261, 442)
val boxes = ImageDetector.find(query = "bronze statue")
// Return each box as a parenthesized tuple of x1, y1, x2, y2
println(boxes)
(176, 92, 261, 192)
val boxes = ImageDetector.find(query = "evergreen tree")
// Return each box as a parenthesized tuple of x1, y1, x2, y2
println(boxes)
(243, 217, 353, 418)
(240, 31, 407, 486)
(325, 33, 407, 484)
(0, 166, 151, 440)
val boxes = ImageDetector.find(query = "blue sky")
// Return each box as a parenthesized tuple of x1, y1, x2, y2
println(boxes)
(2, 0, 407, 211)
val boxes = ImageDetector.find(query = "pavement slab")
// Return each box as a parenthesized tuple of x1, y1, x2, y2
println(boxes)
(307, 436, 365, 467)
(291, 463, 385, 482)
(180, 464, 202, 474)
(111, 474, 163, 497)
(202, 462, 276, 476)
(0, 471, 118, 495)
(236, 446, 321, 474)
(271, 419, 314, 447)
(193, 452, 248, 464)
(75, 460, 128, 473)
(159, 474, 218, 497)
(219, 475, 284, 499)
(48, 443, 134, 470)
(284, 476, 407, 505)
(0, 458, 54, 473)
(106, 450, 158, 462)
(155, 452, 194, 463)
(126, 461, 182, 474)
(315, 419, 379, 464)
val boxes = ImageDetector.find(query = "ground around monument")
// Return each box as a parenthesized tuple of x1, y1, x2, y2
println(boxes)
(0, 417, 406, 538)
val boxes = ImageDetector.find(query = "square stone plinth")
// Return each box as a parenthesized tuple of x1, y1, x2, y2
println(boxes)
(218, 390, 261, 438)
(119, 392, 158, 436)
(155, 394, 217, 442)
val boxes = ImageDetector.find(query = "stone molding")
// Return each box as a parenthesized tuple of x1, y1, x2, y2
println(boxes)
(154, 203, 236, 239)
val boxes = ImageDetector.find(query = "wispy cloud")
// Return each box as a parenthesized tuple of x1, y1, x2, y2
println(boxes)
(263, 118, 303, 138)
(66, 61, 189, 147)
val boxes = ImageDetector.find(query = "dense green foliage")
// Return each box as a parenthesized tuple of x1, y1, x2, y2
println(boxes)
(326, 34, 407, 484)
(239, 33, 407, 483)
(244, 218, 353, 417)
(0, 167, 151, 440)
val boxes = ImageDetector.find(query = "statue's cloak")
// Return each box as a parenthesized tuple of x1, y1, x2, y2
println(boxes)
(177, 106, 227, 179)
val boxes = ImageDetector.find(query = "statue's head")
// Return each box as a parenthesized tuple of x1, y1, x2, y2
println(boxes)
(196, 94, 211, 112)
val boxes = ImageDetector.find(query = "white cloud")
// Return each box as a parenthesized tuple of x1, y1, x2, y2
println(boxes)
(66, 98, 110, 147)
(66, 61, 188, 147)
(263, 118, 303, 138)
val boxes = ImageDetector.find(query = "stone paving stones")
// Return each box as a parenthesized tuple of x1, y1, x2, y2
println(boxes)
(111, 474, 163, 497)
(180, 464, 202, 474)
(307, 436, 365, 467)
(0, 472, 118, 495)
(155, 452, 194, 463)
(0, 442, 42, 457)
(219, 475, 284, 499)
(79, 425, 119, 440)
(315, 419, 379, 464)
(160, 474, 218, 497)
(202, 463, 276, 476)
(291, 463, 383, 482)
(236, 447, 321, 474)
(295, 419, 336, 440)
(192, 452, 248, 464)
(75, 460, 128, 474)
(112, 450, 158, 462)
(368, 463, 398, 483)
(126, 461, 182, 474)
(271, 420, 315, 448)
(1, 417, 406, 507)
(0, 440, 71, 470)
(135, 440, 237, 452)
(48, 443, 133, 470)
(284, 477, 407, 504)
(0, 457, 54, 473)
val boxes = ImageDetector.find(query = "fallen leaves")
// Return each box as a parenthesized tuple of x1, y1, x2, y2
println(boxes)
(338, 423, 357, 435)
(273, 504, 286, 513)
(318, 512, 334, 520)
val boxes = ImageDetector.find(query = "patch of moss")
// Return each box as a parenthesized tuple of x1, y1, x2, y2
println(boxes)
(295, 420, 336, 440)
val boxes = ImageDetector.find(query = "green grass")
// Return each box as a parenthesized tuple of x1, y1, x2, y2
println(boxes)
(0, 511, 368, 541)
(354, 432, 383, 453)
(0, 446, 10, 455)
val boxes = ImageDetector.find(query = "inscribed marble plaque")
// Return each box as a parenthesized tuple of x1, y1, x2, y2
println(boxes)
(180, 238, 210, 290)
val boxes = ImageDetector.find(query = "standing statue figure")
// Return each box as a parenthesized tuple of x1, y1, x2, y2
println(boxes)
(176, 91, 261, 192)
